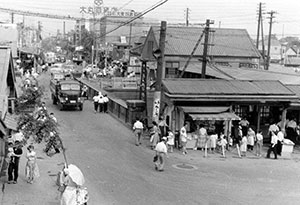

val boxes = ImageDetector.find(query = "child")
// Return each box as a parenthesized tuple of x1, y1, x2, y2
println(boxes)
(219, 133, 227, 157)
(240, 135, 248, 157)
(256, 130, 263, 157)
(166, 130, 175, 153)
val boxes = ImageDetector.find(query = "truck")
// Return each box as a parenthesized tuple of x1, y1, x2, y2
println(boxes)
(50, 78, 84, 111)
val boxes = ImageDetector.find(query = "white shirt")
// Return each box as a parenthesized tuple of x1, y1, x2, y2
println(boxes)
(103, 96, 109, 103)
(271, 133, 278, 145)
(93, 95, 100, 102)
(180, 126, 187, 142)
(199, 127, 207, 136)
(98, 97, 104, 104)
(155, 141, 167, 153)
(133, 121, 144, 130)
(269, 124, 279, 133)
(256, 133, 263, 141)
(277, 131, 284, 141)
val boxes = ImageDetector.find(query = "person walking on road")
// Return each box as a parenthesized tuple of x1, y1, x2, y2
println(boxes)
(7, 141, 23, 184)
(150, 121, 161, 149)
(180, 123, 188, 155)
(25, 145, 39, 184)
(92, 92, 101, 113)
(103, 94, 109, 113)
(98, 95, 104, 113)
(277, 129, 284, 156)
(154, 137, 168, 171)
(133, 118, 144, 146)
(166, 130, 175, 153)
(266, 131, 278, 159)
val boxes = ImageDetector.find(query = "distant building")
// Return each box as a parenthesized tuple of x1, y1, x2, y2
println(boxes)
(0, 23, 18, 58)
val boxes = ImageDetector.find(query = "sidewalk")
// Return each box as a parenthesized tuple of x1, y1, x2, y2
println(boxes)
(0, 141, 65, 205)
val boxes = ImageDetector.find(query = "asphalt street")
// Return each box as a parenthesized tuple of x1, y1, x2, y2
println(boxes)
(2, 72, 300, 205)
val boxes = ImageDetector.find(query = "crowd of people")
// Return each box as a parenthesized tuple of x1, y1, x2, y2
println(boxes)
(92, 92, 109, 113)
(132, 115, 300, 171)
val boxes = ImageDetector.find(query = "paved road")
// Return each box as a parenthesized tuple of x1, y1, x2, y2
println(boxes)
(4, 72, 300, 205)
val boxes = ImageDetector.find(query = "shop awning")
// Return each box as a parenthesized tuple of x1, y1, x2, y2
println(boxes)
(4, 114, 18, 131)
(180, 106, 241, 121)
(189, 112, 241, 121)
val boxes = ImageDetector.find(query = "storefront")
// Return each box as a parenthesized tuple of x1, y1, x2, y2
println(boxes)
(161, 79, 299, 143)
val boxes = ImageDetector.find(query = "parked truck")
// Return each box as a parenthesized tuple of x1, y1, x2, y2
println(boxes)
(50, 78, 84, 111)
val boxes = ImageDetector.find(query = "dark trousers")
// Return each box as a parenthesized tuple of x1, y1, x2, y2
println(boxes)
(104, 102, 108, 113)
(99, 103, 104, 112)
(8, 162, 19, 182)
(93, 102, 99, 112)
(267, 144, 278, 159)
(277, 141, 282, 155)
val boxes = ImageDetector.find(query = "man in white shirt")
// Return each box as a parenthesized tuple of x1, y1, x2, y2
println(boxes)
(154, 137, 168, 171)
(92, 92, 101, 113)
(98, 95, 104, 113)
(277, 130, 284, 156)
(103, 94, 109, 113)
(266, 131, 278, 159)
(133, 118, 144, 146)
(49, 112, 57, 123)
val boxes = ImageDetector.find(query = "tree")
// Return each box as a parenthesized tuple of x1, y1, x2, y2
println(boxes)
(15, 81, 62, 155)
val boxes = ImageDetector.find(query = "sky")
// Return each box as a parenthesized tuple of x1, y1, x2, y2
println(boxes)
(0, 0, 299, 39)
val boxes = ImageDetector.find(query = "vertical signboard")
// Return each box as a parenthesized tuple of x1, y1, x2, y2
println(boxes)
(152, 91, 161, 123)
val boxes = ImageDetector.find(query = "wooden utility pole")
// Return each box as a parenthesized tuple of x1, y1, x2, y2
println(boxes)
(266, 10, 276, 70)
(185, 8, 189, 27)
(11, 12, 14, 24)
(155, 21, 167, 91)
(63, 21, 66, 39)
(256, 3, 262, 49)
(201, 19, 214, 78)
(261, 12, 266, 69)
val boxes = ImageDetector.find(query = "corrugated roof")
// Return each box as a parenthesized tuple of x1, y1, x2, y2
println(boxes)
(215, 66, 300, 84)
(286, 85, 300, 98)
(178, 61, 234, 80)
(152, 26, 261, 58)
(163, 79, 295, 96)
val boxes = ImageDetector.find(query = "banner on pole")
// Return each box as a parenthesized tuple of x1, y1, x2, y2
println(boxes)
(152, 91, 161, 122)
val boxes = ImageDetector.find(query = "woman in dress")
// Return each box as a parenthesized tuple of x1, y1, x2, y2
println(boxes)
(166, 130, 175, 153)
(150, 121, 161, 150)
(25, 145, 39, 184)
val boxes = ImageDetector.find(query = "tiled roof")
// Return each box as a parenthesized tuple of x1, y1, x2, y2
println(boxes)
(152, 26, 261, 58)
(163, 79, 295, 96)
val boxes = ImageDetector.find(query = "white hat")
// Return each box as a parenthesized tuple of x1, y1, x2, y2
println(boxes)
(162, 137, 167, 141)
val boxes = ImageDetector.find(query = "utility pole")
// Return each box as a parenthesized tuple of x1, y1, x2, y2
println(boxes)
(63, 21, 65, 39)
(261, 11, 266, 69)
(185, 8, 189, 27)
(256, 3, 262, 49)
(266, 10, 276, 70)
(152, 21, 167, 122)
(11, 12, 14, 24)
(201, 19, 214, 78)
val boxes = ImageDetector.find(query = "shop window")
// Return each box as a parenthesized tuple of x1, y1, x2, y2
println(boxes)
(260, 106, 270, 124)
(165, 61, 179, 78)
(233, 105, 248, 118)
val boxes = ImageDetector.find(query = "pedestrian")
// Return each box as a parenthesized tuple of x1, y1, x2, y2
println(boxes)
(133, 118, 144, 146)
(247, 127, 255, 151)
(219, 133, 228, 157)
(7, 141, 23, 184)
(240, 135, 248, 157)
(154, 137, 168, 171)
(255, 130, 263, 157)
(98, 95, 104, 113)
(196, 124, 207, 151)
(81, 85, 88, 99)
(92, 92, 100, 113)
(268, 120, 279, 139)
(166, 130, 175, 153)
(150, 121, 160, 149)
(103, 94, 109, 113)
(277, 129, 284, 156)
(158, 117, 168, 138)
(49, 112, 57, 123)
(210, 132, 218, 153)
(266, 131, 278, 159)
(239, 116, 250, 137)
(286, 118, 297, 143)
(25, 145, 39, 184)
(180, 123, 188, 155)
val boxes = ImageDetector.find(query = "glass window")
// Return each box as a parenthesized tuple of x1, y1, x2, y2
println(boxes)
(61, 84, 80, 90)
(165, 61, 179, 78)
